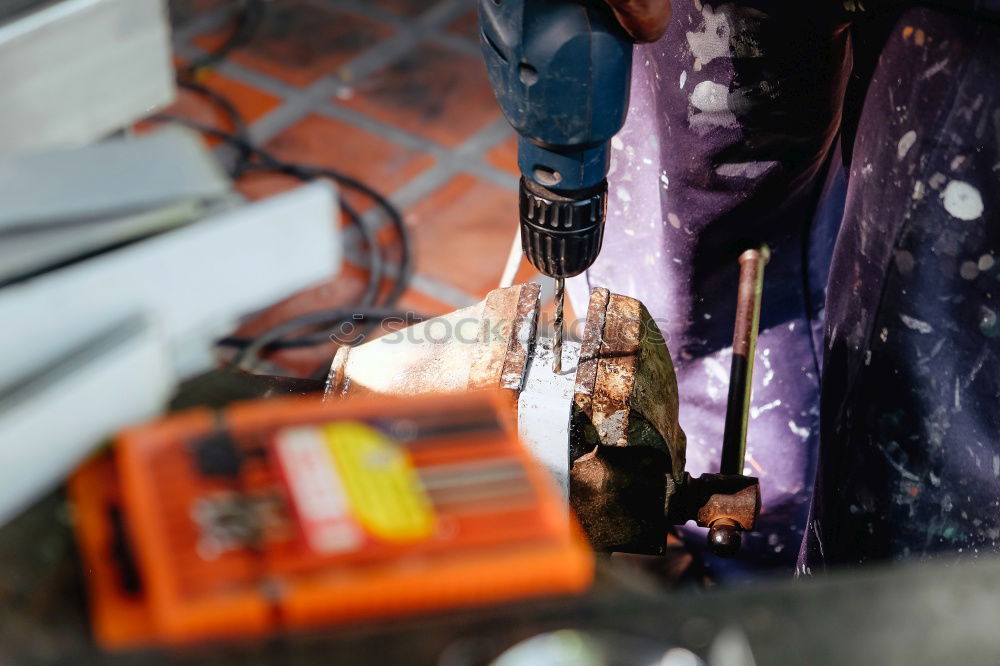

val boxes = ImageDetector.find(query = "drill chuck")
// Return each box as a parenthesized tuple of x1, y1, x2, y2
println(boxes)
(479, 0, 630, 279)
(519, 177, 607, 279)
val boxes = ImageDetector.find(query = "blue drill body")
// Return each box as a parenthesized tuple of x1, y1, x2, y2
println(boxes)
(478, 0, 633, 278)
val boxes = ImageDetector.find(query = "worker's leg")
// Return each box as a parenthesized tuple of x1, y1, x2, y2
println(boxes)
(801, 8, 1000, 570)
(566, 1, 854, 573)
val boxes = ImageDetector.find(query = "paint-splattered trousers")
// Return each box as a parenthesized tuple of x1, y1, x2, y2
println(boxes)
(566, 1, 1000, 576)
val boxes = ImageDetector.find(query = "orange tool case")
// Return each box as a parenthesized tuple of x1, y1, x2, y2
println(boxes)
(69, 392, 593, 649)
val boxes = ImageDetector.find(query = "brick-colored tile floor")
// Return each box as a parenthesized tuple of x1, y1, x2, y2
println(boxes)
(405, 173, 516, 298)
(193, 0, 395, 87)
(261, 114, 437, 211)
(168, 0, 227, 26)
(155, 70, 282, 144)
(369, 0, 441, 18)
(485, 134, 518, 176)
(335, 41, 499, 147)
(446, 8, 478, 41)
(168, 0, 551, 374)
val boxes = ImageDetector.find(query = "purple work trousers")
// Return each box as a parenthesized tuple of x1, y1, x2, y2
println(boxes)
(567, 1, 1000, 577)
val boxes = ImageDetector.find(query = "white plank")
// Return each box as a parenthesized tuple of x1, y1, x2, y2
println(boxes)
(0, 315, 173, 524)
(0, 0, 174, 153)
(0, 181, 341, 384)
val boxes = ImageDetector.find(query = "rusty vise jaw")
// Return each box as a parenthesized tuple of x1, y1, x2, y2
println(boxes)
(567, 288, 760, 555)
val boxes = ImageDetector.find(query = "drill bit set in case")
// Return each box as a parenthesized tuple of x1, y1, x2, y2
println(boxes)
(70, 392, 593, 649)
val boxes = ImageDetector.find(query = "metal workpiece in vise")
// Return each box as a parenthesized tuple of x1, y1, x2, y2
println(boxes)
(478, 0, 632, 279)
(324, 249, 770, 559)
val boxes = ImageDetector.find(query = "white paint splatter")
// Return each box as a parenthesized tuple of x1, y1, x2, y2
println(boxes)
(704, 356, 730, 385)
(922, 58, 950, 80)
(897, 130, 917, 160)
(686, 6, 732, 67)
(912, 181, 925, 200)
(942, 180, 984, 220)
(611, 136, 624, 151)
(689, 81, 730, 111)
(788, 421, 810, 440)
(750, 399, 781, 419)
(667, 212, 681, 229)
(879, 446, 921, 482)
(660, 173, 670, 190)
(979, 254, 995, 271)
(688, 81, 738, 135)
(715, 161, 778, 179)
(760, 349, 774, 386)
(900, 314, 933, 333)
(679, 70, 687, 89)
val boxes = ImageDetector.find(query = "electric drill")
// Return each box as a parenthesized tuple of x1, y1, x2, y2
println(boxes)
(478, 0, 633, 371)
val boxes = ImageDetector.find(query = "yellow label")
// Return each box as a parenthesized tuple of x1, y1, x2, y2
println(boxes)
(322, 422, 435, 542)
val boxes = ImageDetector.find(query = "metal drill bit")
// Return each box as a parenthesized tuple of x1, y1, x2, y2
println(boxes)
(553, 278, 565, 374)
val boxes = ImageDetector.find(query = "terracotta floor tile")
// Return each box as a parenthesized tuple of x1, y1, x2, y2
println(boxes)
(135, 71, 281, 149)
(404, 173, 518, 298)
(194, 0, 393, 87)
(335, 41, 500, 147)
(168, 0, 227, 26)
(195, 70, 283, 120)
(368, 0, 439, 17)
(259, 114, 436, 211)
(485, 133, 518, 176)
(172, 72, 280, 135)
(235, 171, 302, 202)
(447, 8, 479, 42)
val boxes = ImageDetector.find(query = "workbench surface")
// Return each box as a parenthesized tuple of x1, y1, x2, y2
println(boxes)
(3, 491, 999, 665)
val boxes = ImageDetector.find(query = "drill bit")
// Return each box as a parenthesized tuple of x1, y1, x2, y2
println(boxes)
(553, 278, 565, 374)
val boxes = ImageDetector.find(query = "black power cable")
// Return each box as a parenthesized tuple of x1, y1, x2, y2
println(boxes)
(151, 77, 421, 371)
(181, 0, 267, 77)
(151, 98, 413, 303)
(229, 308, 425, 370)
(172, 79, 255, 176)
(153, 112, 404, 312)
